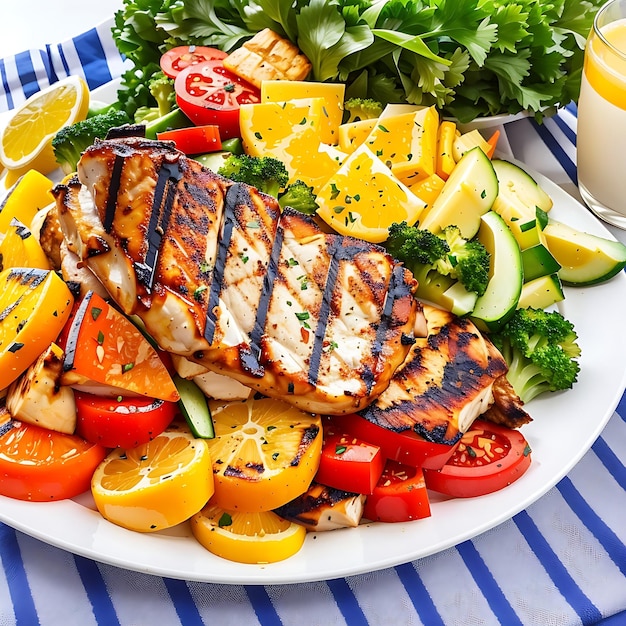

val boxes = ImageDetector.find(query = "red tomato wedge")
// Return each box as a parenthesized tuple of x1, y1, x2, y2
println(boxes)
(315, 422, 385, 495)
(329, 413, 459, 470)
(74, 392, 178, 449)
(157, 125, 221, 155)
(160, 45, 227, 79)
(364, 459, 431, 523)
(62, 291, 179, 403)
(423, 420, 532, 498)
(174, 60, 261, 139)
(0, 418, 107, 501)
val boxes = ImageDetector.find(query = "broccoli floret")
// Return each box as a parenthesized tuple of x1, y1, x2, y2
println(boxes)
(387, 221, 449, 265)
(52, 109, 132, 174)
(490, 307, 581, 403)
(133, 72, 176, 123)
(434, 225, 491, 296)
(386, 222, 490, 296)
(344, 97, 383, 123)
(149, 72, 176, 117)
(278, 180, 319, 214)
(217, 154, 289, 198)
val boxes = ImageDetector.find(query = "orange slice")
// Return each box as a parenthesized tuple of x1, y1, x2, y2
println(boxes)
(206, 397, 322, 513)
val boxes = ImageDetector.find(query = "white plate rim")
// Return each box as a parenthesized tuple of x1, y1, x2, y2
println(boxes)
(0, 83, 625, 585)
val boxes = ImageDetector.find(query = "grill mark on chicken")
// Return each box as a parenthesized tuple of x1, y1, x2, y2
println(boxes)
(204, 183, 240, 346)
(308, 238, 341, 389)
(135, 160, 182, 290)
(246, 209, 284, 376)
(103, 155, 123, 232)
(56, 137, 422, 414)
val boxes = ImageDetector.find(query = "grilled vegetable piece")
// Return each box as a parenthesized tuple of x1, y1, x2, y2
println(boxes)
(60, 291, 180, 403)
(274, 482, 366, 531)
(223, 28, 312, 89)
(0, 268, 74, 391)
(53, 137, 421, 415)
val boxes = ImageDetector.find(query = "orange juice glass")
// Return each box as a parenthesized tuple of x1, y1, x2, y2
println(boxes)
(577, 0, 626, 228)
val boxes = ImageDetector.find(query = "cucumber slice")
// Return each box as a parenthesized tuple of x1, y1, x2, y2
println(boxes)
(542, 221, 626, 286)
(517, 273, 564, 310)
(174, 375, 215, 439)
(507, 216, 543, 250)
(471, 211, 523, 332)
(521, 243, 561, 283)
(419, 146, 498, 239)
(492, 159, 553, 215)
(194, 150, 232, 172)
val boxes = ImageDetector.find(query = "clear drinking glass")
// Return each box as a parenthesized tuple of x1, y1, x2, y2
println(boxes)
(577, 0, 626, 229)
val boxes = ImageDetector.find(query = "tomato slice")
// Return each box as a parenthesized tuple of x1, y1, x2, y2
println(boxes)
(0, 418, 107, 501)
(328, 413, 459, 470)
(160, 45, 227, 79)
(423, 420, 532, 498)
(74, 392, 178, 449)
(315, 421, 385, 495)
(157, 125, 222, 155)
(363, 459, 431, 523)
(174, 60, 261, 139)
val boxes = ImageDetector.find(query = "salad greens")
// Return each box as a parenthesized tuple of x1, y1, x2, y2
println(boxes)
(112, 0, 604, 122)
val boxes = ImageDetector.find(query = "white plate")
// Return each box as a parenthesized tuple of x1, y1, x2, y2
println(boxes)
(1, 85, 625, 585)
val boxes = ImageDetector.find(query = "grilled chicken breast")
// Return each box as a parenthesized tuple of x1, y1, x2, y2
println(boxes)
(53, 137, 422, 415)
(358, 304, 509, 444)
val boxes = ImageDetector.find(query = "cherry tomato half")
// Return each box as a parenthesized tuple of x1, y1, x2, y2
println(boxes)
(0, 418, 106, 501)
(74, 392, 177, 449)
(174, 60, 261, 139)
(423, 420, 532, 498)
(363, 460, 431, 523)
(157, 125, 222, 155)
(160, 45, 227, 79)
(328, 413, 459, 470)
(315, 421, 385, 495)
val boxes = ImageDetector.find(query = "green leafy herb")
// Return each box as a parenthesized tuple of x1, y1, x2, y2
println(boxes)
(114, 0, 605, 123)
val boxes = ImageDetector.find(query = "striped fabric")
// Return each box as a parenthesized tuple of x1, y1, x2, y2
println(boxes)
(0, 18, 126, 113)
(1, 21, 626, 626)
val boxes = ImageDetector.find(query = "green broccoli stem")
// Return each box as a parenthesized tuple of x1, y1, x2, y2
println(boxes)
(144, 109, 191, 139)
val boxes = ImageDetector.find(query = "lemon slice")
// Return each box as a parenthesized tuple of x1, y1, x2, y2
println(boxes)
(0, 76, 89, 174)
(91, 425, 214, 533)
(191, 504, 306, 564)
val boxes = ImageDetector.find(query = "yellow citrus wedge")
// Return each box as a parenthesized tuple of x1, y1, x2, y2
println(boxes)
(91, 424, 214, 533)
(0, 76, 89, 174)
(191, 503, 306, 564)
(316, 144, 426, 243)
(206, 397, 322, 513)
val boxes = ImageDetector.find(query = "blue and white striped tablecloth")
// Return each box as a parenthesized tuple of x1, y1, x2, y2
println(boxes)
(1, 18, 626, 626)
